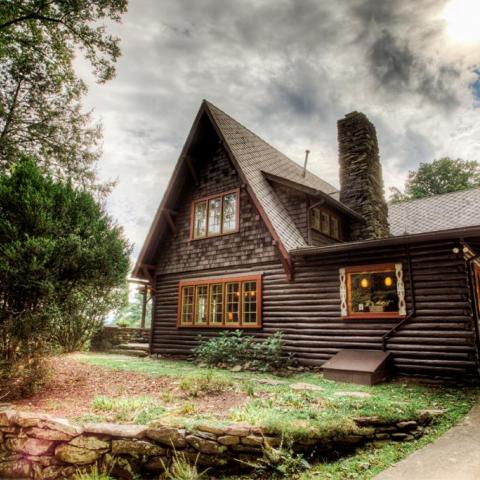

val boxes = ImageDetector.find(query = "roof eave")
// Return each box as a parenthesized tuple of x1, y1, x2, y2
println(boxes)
(290, 225, 480, 256)
(261, 171, 364, 221)
(132, 100, 211, 280)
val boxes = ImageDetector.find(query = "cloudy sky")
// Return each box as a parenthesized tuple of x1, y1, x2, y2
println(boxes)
(80, 0, 480, 260)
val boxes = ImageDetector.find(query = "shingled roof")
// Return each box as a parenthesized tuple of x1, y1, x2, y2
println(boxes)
(134, 100, 480, 278)
(388, 188, 480, 236)
(134, 100, 343, 277)
(205, 101, 340, 251)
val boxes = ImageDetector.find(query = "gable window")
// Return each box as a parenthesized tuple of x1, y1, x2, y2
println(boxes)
(191, 189, 239, 239)
(339, 264, 406, 318)
(310, 207, 341, 240)
(177, 274, 262, 328)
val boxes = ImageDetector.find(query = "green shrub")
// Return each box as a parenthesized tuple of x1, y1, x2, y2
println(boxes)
(0, 158, 130, 398)
(193, 330, 291, 371)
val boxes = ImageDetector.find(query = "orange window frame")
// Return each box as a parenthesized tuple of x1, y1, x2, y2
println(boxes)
(177, 274, 262, 328)
(345, 264, 402, 319)
(190, 189, 240, 240)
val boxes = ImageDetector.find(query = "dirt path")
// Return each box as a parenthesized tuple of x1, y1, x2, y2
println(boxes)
(12, 355, 247, 420)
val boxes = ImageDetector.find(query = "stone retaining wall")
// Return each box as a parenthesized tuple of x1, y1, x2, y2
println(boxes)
(90, 327, 150, 351)
(0, 409, 440, 479)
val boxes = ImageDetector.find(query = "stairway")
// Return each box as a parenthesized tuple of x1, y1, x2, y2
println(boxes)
(108, 342, 150, 357)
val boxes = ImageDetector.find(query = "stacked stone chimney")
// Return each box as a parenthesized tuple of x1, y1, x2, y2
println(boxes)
(338, 111, 390, 240)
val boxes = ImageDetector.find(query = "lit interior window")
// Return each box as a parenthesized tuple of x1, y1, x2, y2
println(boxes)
(348, 270, 398, 315)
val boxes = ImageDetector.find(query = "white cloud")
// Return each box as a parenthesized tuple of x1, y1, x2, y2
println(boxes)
(79, 0, 480, 262)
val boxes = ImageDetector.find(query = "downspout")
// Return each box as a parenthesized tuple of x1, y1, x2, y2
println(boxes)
(382, 247, 416, 351)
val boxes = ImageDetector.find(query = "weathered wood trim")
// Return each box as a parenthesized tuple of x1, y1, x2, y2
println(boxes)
(162, 209, 176, 234)
(185, 154, 199, 186)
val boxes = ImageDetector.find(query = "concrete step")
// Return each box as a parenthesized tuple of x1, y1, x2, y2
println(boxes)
(116, 343, 149, 352)
(108, 348, 149, 358)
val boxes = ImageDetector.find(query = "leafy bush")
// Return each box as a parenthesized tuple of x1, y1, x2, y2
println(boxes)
(193, 330, 291, 371)
(0, 158, 130, 399)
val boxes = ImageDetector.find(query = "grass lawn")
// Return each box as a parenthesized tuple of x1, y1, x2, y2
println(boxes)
(12, 353, 479, 479)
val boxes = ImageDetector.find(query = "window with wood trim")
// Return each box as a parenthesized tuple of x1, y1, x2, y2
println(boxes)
(177, 275, 262, 328)
(310, 207, 341, 240)
(339, 264, 406, 318)
(191, 190, 239, 239)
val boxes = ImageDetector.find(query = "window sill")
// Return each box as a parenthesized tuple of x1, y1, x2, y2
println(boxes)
(177, 324, 262, 329)
(341, 314, 405, 320)
(189, 229, 240, 241)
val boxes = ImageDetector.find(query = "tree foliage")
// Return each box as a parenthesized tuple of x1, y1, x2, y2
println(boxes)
(0, 158, 130, 397)
(113, 290, 152, 328)
(390, 157, 480, 203)
(0, 0, 128, 190)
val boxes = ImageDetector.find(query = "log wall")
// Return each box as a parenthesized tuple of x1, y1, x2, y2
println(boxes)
(152, 240, 479, 380)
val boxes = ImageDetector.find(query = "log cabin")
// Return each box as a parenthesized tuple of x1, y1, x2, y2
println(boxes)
(133, 100, 480, 382)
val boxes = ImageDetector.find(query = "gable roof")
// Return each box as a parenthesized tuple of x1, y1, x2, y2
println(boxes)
(205, 101, 340, 251)
(134, 100, 343, 278)
(388, 188, 480, 236)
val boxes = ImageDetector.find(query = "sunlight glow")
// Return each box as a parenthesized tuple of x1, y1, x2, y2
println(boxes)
(443, 0, 480, 44)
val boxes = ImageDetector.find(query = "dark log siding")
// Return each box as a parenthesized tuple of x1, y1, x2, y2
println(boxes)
(155, 145, 279, 274)
(152, 240, 478, 379)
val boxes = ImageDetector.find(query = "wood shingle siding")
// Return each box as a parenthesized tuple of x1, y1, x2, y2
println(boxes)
(156, 145, 279, 275)
(151, 239, 478, 379)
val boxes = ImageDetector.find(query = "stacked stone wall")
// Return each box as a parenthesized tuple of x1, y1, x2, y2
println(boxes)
(90, 327, 150, 352)
(0, 408, 439, 479)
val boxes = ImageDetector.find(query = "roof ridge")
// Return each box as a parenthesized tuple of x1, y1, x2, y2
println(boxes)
(204, 100, 339, 195)
(389, 186, 480, 207)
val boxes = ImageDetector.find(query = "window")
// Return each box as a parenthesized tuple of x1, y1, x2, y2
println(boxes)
(195, 285, 208, 324)
(242, 280, 258, 324)
(208, 198, 221, 236)
(209, 284, 223, 324)
(310, 207, 341, 240)
(225, 282, 240, 324)
(339, 264, 406, 318)
(180, 286, 194, 325)
(191, 189, 239, 239)
(177, 275, 262, 328)
(194, 202, 207, 238)
(223, 193, 238, 233)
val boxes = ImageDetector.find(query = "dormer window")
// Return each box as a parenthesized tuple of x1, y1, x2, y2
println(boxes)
(191, 189, 239, 239)
(310, 207, 341, 240)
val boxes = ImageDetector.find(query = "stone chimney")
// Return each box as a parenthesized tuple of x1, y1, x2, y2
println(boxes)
(338, 111, 390, 240)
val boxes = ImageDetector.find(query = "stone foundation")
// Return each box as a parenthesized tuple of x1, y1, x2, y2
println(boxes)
(0, 409, 440, 479)
(90, 327, 150, 351)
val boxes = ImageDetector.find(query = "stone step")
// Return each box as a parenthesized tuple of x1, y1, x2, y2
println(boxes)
(116, 342, 149, 352)
(108, 349, 149, 357)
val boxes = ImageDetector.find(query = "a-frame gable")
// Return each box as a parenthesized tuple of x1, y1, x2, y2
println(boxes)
(134, 100, 294, 280)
